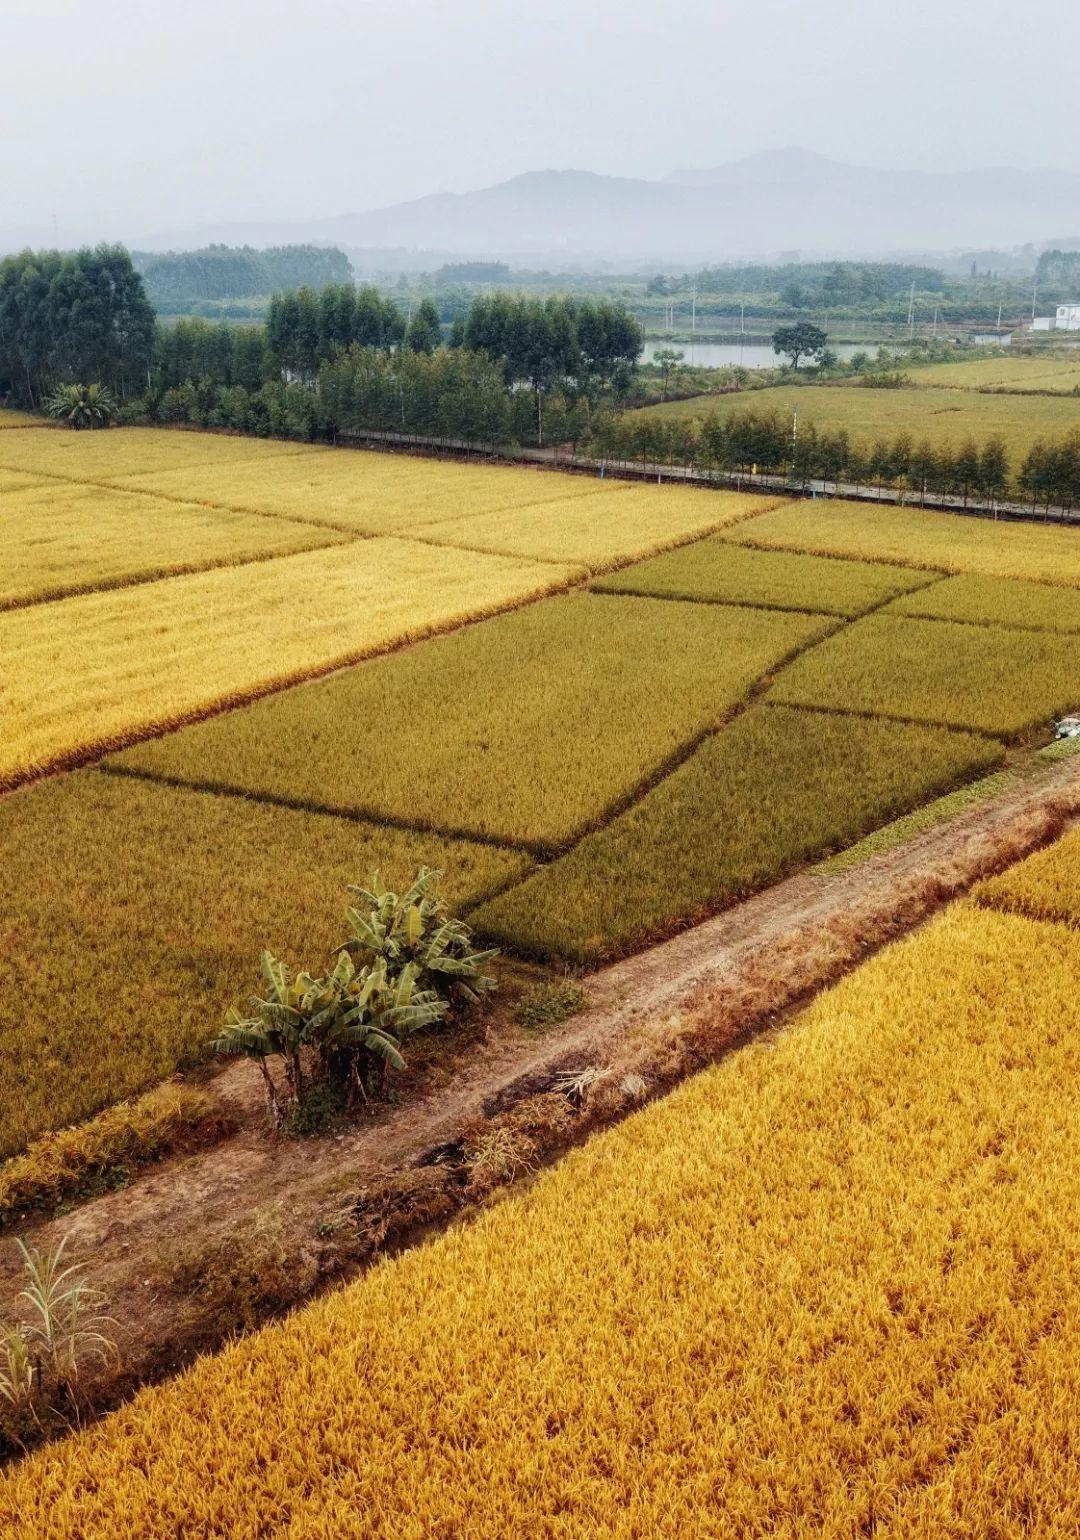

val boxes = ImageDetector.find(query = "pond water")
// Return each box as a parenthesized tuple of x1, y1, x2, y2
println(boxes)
(641, 339, 883, 371)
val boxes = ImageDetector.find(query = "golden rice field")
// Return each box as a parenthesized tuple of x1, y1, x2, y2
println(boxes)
(973, 824, 1080, 929)
(636, 381, 1080, 464)
(907, 353, 1080, 391)
(770, 614, 1079, 737)
(0, 424, 317, 479)
(112, 447, 625, 534)
(0, 407, 44, 428)
(410, 484, 779, 570)
(4, 898, 1076, 1538)
(111, 594, 831, 848)
(592, 534, 936, 614)
(472, 704, 1000, 960)
(887, 570, 1080, 633)
(730, 496, 1080, 584)
(0, 771, 528, 1156)
(1, 480, 345, 607)
(0, 538, 574, 788)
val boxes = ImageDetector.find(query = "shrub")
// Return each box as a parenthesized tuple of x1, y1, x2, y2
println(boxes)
(43, 383, 119, 430)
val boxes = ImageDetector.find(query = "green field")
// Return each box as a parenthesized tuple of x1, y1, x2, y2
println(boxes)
(769, 614, 1079, 737)
(472, 705, 1001, 961)
(0, 772, 529, 1157)
(635, 382, 1080, 465)
(592, 537, 936, 615)
(111, 593, 831, 848)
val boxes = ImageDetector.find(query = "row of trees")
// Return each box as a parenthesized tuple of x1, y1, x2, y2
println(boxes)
(152, 344, 594, 449)
(134, 244, 351, 309)
(0, 246, 155, 406)
(593, 408, 1080, 507)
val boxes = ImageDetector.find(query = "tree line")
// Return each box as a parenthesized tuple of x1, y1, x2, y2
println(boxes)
(0, 246, 155, 407)
(594, 408, 1080, 511)
(133, 244, 351, 310)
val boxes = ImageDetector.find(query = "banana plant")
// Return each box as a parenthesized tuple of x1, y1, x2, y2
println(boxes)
(341, 868, 499, 1007)
(210, 951, 314, 1120)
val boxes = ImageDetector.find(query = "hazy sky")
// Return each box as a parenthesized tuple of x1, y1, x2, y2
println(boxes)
(2, 0, 1078, 241)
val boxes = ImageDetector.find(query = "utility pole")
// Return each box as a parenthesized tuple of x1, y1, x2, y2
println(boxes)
(739, 301, 745, 367)
(932, 304, 939, 339)
(1032, 278, 1038, 323)
(907, 279, 915, 338)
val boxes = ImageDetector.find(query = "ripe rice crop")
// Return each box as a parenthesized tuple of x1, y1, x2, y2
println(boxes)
(0, 537, 574, 787)
(4, 901, 1076, 1538)
(635, 381, 1080, 463)
(0, 771, 528, 1158)
(0, 425, 317, 480)
(1, 481, 346, 608)
(0, 470, 49, 494)
(0, 408, 42, 427)
(770, 613, 1079, 737)
(412, 485, 780, 571)
(887, 570, 1080, 633)
(472, 704, 1000, 961)
(592, 535, 935, 615)
(907, 354, 1080, 391)
(972, 824, 1080, 929)
(729, 497, 1080, 585)
(114, 446, 621, 534)
(110, 594, 832, 848)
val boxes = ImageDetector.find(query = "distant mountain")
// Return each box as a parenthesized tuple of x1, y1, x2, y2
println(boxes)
(293, 151, 1080, 264)
(7, 150, 1079, 264)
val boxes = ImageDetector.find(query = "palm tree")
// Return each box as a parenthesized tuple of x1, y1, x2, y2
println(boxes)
(44, 382, 119, 430)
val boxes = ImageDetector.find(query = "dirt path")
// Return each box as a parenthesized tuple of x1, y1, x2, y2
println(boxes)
(3, 752, 1079, 1411)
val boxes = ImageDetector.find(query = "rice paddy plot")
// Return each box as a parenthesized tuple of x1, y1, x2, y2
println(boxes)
(472, 704, 1000, 961)
(0, 408, 42, 428)
(6, 902, 1076, 1538)
(114, 447, 623, 535)
(906, 354, 1080, 391)
(0, 425, 319, 481)
(412, 485, 780, 571)
(634, 381, 1080, 465)
(111, 594, 831, 848)
(973, 825, 1080, 929)
(1, 480, 347, 608)
(887, 570, 1080, 633)
(0, 538, 575, 787)
(769, 613, 1080, 738)
(0, 470, 50, 494)
(592, 535, 935, 615)
(0, 771, 529, 1159)
(730, 497, 1080, 585)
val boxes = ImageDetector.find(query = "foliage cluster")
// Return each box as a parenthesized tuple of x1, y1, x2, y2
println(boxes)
(213, 870, 497, 1116)
(5, 901, 1078, 1534)
(112, 593, 830, 848)
(0, 247, 154, 408)
(472, 704, 1000, 960)
(0, 771, 528, 1158)
(135, 244, 351, 310)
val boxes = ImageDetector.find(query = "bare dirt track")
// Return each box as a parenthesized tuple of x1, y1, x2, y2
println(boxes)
(2, 750, 1079, 1433)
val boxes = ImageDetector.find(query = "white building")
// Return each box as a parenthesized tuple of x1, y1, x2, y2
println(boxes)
(1055, 304, 1080, 331)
